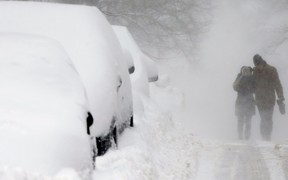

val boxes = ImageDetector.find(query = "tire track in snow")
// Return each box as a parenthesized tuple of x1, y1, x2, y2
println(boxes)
(278, 146, 288, 179)
(194, 141, 288, 180)
(198, 142, 271, 180)
(278, 147, 288, 180)
(257, 142, 288, 180)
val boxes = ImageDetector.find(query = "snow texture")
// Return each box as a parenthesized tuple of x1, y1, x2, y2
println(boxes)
(1, 0, 288, 179)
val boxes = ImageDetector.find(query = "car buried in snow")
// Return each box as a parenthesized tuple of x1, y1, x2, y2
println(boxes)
(112, 25, 158, 114)
(0, 34, 93, 178)
(0, 1, 134, 175)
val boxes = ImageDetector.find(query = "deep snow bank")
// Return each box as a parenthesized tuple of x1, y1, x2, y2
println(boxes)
(93, 79, 201, 179)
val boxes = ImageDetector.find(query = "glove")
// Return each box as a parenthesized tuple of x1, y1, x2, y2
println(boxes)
(277, 99, 285, 115)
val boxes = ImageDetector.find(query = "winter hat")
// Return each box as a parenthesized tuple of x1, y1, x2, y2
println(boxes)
(253, 54, 265, 65)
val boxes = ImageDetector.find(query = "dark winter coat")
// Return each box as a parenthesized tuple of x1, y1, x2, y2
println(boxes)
(253, 63, 284, 108)
(233, 74, 256, 117)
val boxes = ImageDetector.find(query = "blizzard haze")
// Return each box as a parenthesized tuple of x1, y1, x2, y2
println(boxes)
(159, 0, 288, 141)
(1, 0, 288, 179)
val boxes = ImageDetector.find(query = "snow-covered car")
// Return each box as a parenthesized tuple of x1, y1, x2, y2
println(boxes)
(0, 2, 133, 156)
(112, 26, 158, 114)
(0, 34, 92, 177)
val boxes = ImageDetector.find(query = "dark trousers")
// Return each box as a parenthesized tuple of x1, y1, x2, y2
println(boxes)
(257, 106, 274, 141)
(237, 115, 252, 140)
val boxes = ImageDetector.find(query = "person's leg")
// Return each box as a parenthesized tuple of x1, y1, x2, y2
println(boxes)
(237, 115, 244, 140)
(258, 106, 274, 140)
(244, 116, 252, 140)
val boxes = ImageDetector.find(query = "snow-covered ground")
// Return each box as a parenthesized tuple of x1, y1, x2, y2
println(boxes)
(1, 0, 288, 179)
(94, 82, 198, 180)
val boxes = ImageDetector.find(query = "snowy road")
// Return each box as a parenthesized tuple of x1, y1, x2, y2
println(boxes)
(195, 140, 288, 180)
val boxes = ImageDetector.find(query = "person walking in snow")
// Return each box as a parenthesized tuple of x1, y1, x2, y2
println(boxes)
(233, 66, 255, 140)
(253, 54, 285, 141)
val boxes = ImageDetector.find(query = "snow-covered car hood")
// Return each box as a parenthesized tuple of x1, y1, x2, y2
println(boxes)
(0, 34, 91, 176)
